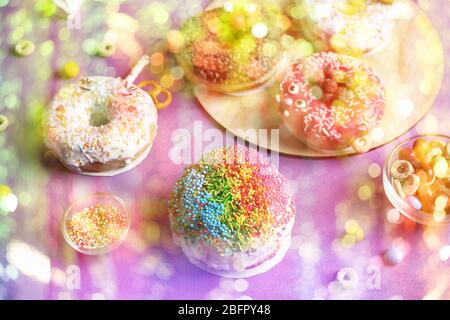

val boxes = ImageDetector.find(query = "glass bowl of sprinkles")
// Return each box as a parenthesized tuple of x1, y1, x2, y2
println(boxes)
(383, 135, 450, 225)
(62, 192, 131, 255)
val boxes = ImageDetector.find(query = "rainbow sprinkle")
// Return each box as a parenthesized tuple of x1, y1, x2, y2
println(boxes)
(65, 204, 129, 252)
(169, 146, 295, 253)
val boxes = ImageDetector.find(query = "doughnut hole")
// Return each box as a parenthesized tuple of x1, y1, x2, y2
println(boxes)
(89, 111, 110, 127)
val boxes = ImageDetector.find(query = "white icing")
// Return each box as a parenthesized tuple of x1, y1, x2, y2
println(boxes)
(302, 0, 409, 53)
(46, 76, 158, 171)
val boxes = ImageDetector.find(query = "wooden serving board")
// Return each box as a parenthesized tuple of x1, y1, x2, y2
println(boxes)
(195, 0, 444, 157)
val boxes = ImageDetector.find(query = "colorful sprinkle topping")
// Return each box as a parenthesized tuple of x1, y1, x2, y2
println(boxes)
(169, 146, 295, 253)
(279, 52, 386, 151)
(46, 76, 157, 171)
(176, 1, 288, 90)
(65, 204, 129, 252)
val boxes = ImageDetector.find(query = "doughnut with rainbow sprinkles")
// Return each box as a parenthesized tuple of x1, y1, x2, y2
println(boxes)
(278, 52, 386, 153)
(169, 146, 295, 278)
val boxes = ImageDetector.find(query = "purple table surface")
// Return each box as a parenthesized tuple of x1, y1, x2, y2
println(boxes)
(1, 0, 450, 300)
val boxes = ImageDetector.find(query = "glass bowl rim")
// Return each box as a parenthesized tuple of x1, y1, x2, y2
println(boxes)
(62, 192, 131, 255)
(383, 134, 450, 225)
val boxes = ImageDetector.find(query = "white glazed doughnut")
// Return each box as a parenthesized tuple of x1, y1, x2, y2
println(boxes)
(46, 76, 158, 175)
(300, 0, 411, 56)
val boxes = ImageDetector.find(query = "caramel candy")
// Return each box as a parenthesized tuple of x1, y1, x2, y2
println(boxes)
(391, 160, 414, 181)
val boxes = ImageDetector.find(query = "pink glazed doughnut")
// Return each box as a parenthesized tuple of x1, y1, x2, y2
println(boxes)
(278, 52, 386, 152)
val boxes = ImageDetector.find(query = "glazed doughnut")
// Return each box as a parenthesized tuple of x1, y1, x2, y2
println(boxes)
(298, 0, 409, 56)
(46, 76, 158, 175)
(278, 52, 386, 152)
(175, 0, 289, 94)
(169, 146, 296, 278)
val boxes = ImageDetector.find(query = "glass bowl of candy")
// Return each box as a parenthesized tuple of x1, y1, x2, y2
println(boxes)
(62, 193, 131, 255)
(383, 135, 450, 225)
